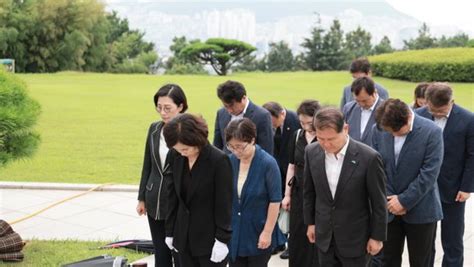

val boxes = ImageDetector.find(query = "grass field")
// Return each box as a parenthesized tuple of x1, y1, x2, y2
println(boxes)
(0, 71, 473, 184)
(0, 240, 147, 266)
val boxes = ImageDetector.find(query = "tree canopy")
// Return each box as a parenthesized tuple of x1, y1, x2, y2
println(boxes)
(181, 38, 256, 75)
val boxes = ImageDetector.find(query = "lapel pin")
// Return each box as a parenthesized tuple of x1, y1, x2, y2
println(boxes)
(351, 160, 357, 164)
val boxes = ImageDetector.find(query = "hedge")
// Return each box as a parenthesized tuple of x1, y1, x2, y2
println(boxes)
(369, 48, 474, 82)
(0, 68, 41, 166)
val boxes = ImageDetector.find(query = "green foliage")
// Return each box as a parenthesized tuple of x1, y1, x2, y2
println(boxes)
(403, 23, 437, 50)
(164, 36, 206, 74)
(181, 38, 256, 75)
(372, 36, 394, 55)
(0, 1, 157, 73)
(344, 26, 372, 58)
(266, 41, 295, 72)
(232, 54, 266, 72)
(0, 68, 40, 167)
(370, 47, 474, 82)
(301, 18, 351, 70)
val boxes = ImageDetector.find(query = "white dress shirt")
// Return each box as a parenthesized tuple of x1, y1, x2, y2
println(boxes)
(433, 108, 451, 132)
(325, 137, 350, 198)
(230, 98, 250, 121)
(360, 96, 379, 137)
(394, 110, 415, 165)
(159, 130, 169, 168)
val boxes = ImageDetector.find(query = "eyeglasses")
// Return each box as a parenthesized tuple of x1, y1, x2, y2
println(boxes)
(226, 142, 250, 152)
(156, 105, 174, 113)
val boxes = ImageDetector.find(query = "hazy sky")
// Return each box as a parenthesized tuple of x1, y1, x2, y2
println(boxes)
(386, 0, 473, 35)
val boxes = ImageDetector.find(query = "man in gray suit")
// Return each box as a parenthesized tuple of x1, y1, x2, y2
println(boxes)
(372, 99, 444, 266)
(343, 77, 384, 147)
(340, 58, 388, 109)
(303, 107, 387, 266)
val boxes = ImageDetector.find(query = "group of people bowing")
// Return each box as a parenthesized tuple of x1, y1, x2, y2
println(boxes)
(136, 58, 474, 267)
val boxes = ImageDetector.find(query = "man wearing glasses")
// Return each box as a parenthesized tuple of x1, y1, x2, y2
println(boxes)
(213, 80, 274, 155)
(416, 83, 474, 267)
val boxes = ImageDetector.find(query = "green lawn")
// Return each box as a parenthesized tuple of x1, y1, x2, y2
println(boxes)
(0, 71, 473, 184)
(0, 240, 148, 266)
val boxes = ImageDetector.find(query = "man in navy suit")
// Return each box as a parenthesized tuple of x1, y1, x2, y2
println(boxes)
(340, 58, 389, 109)
(343, 77, 384, 147)
(213, 80, 274, 154)
(416, 83, 474, 267)
(372, 99, 444, 266)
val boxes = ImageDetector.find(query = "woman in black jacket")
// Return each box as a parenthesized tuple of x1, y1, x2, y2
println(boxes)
(137, 84, 187, 267)
(163, 114, 233, 267)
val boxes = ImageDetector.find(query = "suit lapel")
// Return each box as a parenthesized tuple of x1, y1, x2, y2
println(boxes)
(333, 140, 358, 202)
(361, 99, 381, 141)
(185, 145, 212, 203)
(150, 122, 166, 172)
(443, 104, 460, 140)
(316, 147, 334, 202)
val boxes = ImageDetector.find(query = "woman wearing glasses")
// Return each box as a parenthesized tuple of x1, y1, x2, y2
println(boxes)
(225, 118, 283, 267)
(163, 114, 233, 267)
(281, 100, 321, 267)
(136, 84, 187, 267)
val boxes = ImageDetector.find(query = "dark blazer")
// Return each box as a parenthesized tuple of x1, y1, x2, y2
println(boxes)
(213, 100, 274, 154)
(137, 121, 173, 221)
(228, 145, 283, 261)
(274, 110, 300, 186)
(416, 104, 474, 203)
(166, 144, 233, 257)
(343, 98, 383, 147)
(371, 114, 444, 224)
(303, 138, 387, 258)
(340, 83, 388, 109)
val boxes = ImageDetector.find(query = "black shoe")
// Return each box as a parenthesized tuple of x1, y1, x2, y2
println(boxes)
(271, 244, 286, 255)
(279, 248, 289, 259)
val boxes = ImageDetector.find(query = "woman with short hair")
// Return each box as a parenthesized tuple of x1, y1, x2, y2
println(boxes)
(163, 114, 233, 267)
(225, 118, 283, 267)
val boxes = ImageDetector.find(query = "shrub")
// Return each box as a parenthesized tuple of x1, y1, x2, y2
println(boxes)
(369, 48, 474, 82)
(0, 69, 41, 166)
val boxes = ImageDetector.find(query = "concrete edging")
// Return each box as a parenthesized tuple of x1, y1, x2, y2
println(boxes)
(0, 181, 138, 192)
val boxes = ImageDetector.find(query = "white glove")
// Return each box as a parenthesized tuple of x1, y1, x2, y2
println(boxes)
(210, 238, 229, 263)
(165, 237, 178, 252)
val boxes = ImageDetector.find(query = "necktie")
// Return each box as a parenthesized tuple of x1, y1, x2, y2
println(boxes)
(274, 127, 282, 155)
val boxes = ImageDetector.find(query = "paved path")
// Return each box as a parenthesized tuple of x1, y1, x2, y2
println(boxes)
(2, 182, 474, 266)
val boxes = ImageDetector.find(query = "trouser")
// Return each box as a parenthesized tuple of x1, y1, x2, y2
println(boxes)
(229, 252, 272, 267)
(383, 216, 437, 267)
(147, 215, 180, 267)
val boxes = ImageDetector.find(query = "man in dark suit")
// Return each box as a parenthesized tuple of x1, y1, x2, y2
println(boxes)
(340, 58, 389, 109)
(262, 101, 300, 196)
(303, 107, 387, 266)
(416, 83, 474, 267)
(343, 77, 384, 147)
(372, 99, 444, 266)
(262, 101, 300, 258)
(213, 80, 274, 154)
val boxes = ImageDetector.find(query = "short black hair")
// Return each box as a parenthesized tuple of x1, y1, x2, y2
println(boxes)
(224, 118, 256, 143)
(217, 80, 247, 104)
(262, 101, 284, 118)
(153, 83, 188, 112)
(349, 58, 371, 74)
(351, 77, 375, 96)
(163, 114, 209, 149)
(314, 107, 344, 133)
(425, 83, 453, 107)
(375, 98, 410, 132)
(296, 99, 321, 117)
